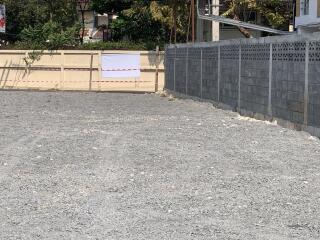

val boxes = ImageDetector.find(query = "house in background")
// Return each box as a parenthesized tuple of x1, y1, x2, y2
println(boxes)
(196, 0, 298, 42)
(91, 13, 118, 41)
(295, 0, 320, 33)
(78, 4, 117, 42)
(196, 0, 264, 42)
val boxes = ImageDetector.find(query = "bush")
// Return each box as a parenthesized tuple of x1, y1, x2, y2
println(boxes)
(3, 20, 164, 51)
(16, 21, 81, 50)
(79, 41, 163, 51)
(6, 40, 163, 51)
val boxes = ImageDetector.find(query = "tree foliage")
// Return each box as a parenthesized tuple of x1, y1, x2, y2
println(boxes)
(0, 0, 78, 41)
(103, 0, 189, 44)
(110, 1, 168, 44)
(0, 0, 294, 47)
(150, 0, 189, 43)
(18, 21, 80, 50)
(91, 0, 133, 14)
(222, 0, 293, 37)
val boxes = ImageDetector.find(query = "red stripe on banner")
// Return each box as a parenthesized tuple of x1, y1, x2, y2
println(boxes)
(92, 81, 152, 83)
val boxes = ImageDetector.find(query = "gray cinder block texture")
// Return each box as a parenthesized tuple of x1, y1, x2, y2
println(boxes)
(165, 33, 320, 136)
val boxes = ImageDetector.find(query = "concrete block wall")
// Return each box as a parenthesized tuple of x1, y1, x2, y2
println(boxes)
(165, 33, 320, 136)
(220, 45, 239, 108)
(175, 48, 187, 94)
(187, 48, 202, 98)
(241, 44, 270, 115)
(164, 49, 175, 91)
(202, 47, 219, 102)
(308, 41, 320, 127)
(271, 42, 306, 124)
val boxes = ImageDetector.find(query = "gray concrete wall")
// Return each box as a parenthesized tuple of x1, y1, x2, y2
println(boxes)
(165, 33, 320, 136)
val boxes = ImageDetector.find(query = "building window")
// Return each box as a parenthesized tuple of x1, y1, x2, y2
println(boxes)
(301, 0, 310, 15)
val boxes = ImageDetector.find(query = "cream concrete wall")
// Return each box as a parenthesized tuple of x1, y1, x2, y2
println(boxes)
(0, 50, 164, 92)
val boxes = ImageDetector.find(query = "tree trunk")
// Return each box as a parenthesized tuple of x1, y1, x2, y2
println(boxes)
(172, 4, 177, 43)
(233, 15, 253, 38)
(191, 0, 195, 42)
(80, 11, 85, 44)
(48, 1, 53, 22)
(187, 1, 192, 43)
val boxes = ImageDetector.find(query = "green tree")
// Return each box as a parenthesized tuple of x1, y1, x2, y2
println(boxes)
(222, 0, 293, 38)
(19, 21, 80, 50)
(257, 0, 293, 30)
(91, 0, 133, 14)
(0, 0, 78, 42)
(150, 0, 189, 43)
(89, 0, 190, 44)
(77, 0, 90, 44)
(110, 1, 166, 44)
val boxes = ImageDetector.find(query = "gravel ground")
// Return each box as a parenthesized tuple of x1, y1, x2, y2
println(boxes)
(0, 91, 320, 240)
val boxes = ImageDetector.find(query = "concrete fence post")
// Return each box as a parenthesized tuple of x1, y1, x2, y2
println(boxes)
(186, 47, 189, 95)
(89, 52, 94, 91)
(98, 51, 102, 91)
(174, 47, 176, 92)
(304, 41, 310, 126)
(217, 46, 221, 102)
(238, 45, 242, 112)
(268, 43, 273, 116)
(200, 48, 203, 99)
(60, 51, 65, 90)
(25, 51, 30, 88)
(155, 46, 160, 93)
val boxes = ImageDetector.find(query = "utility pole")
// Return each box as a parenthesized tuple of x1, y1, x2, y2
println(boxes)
(212, 0, 220, 41)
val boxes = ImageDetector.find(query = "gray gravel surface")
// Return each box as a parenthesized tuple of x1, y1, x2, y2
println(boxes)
(0, 91, 320, 240)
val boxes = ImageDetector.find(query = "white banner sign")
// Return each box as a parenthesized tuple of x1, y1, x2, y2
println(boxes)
(102, 54, 141, 79)
(0, 5, 5, 33)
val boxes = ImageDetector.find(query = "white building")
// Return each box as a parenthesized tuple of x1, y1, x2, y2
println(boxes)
(295, 0, 320, 33)
(78, 5, 117, 42)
